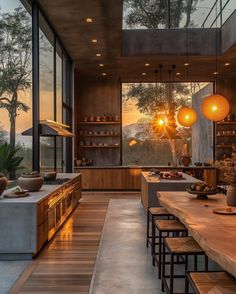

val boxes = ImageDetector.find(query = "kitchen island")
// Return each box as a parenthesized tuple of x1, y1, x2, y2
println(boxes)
(141, 171, 199, 210)
(0, 173, 81, 260)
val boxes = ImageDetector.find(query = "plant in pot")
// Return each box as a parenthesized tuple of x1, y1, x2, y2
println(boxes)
(215, 145, 236, 206)
(0, 143, 23, 196)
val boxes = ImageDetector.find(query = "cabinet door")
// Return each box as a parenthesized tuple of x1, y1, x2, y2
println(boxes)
(37, 220, 48, 252)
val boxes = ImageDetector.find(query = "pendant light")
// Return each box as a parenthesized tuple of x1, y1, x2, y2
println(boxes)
(201, 2, 230, 122)
(177, 26, 198, 127)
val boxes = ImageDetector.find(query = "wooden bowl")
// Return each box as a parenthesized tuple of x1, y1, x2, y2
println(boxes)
(44, 171, 57, 181)
(186, 189, 218, 199)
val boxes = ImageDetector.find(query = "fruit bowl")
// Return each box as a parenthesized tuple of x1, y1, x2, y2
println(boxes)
(186, 189, 218, 199)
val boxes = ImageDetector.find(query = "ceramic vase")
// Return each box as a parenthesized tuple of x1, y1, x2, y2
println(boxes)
(181, 156, 191, 167)
(18, 173, 44, 192)
(226, 184, 236, 206)
(0, 173, 8, 196)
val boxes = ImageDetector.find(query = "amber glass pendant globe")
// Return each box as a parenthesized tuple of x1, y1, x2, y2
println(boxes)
(201, 94, 230, 122)
(177, 107, 198, 127)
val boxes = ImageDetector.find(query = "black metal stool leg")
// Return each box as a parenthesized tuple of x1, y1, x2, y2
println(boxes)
(146, 209, 150, 247)
(152, 219, 156, 266)
(170, 253, 174, 294)
(185, 272, 189, 294)
(194, 255, 198, 271)
(161, 240, 166, 292)
(205, 255, 209, 271)
(158, 231, 162, 279)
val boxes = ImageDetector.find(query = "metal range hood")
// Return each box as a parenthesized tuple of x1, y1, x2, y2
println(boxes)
(22, 120, 74, 137)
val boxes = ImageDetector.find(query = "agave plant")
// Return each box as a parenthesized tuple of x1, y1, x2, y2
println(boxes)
(0, 143, 23, 177)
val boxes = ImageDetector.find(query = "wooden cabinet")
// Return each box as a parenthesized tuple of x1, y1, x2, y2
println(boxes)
(75, 167, 217, 191)
(36, 174, 81, 251)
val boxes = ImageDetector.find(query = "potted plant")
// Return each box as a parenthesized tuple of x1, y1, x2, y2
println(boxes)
(215, 145, 236, 206)
(0, 143, 23, 179)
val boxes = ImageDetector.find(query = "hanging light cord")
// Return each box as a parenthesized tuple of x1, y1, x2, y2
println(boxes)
(155, 70, 158, 100)
(215, 0, 218, 89)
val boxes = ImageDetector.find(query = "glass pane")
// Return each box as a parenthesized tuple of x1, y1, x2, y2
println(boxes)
(0, 0, 32, 178)
(222, 0, 236, 25)
(56, 43, 63, 123)
(56, 137, 63, 172)
(122, 82, 213, 165)
(40, 137, 55, 171)
(39, 12, 54, 121)
(171, 0, 217, 28)
(123, 0, 168, 29)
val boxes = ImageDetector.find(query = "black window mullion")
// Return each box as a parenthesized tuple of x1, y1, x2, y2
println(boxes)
(32, 2, 40, 172)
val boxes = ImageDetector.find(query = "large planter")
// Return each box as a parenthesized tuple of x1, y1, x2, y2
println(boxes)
(0, 173, 8, 196)
(18, 173, 44, 192)
(227, 184, 236, 206)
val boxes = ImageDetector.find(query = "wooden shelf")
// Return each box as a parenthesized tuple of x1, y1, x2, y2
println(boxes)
(78, 145, 120, 148)
(216, 145, 233, 148)
(217, 121, 236, 125)
(216, 134, 236, 137)
(78, 121, 120, 125)
(79, 134, 120, 137)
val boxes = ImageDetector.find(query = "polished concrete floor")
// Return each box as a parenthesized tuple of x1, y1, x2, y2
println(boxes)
(0, 261, 29, 293)
(90, 199, 161, 294)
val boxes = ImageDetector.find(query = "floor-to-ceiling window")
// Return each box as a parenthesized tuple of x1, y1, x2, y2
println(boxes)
(0, 0, 72, 177)
(122, 82, 213, 166)
(39, 12, 55, 171)
(0, 0, 32, 178)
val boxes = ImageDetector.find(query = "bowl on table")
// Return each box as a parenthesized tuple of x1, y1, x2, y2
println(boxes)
(44, 171, 57, 181)
(187, 182, 218, 199)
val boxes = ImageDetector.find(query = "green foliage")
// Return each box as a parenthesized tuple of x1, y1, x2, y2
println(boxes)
(123, 83, 190, 116)
(124, 0, 199, 29)
(0, 143, 23, 176)
(0, 6, 31, 148)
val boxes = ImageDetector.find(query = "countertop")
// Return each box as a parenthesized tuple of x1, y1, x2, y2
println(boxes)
(74, 165, 215, 169)
(141, 171, 199, 184)
(0, 173, 80, 204)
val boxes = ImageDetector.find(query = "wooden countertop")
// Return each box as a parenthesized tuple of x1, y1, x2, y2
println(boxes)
(74, 166, 216, 169)
(158, 191, 236, 278)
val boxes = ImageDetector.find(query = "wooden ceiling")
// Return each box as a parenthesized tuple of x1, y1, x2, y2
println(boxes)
(39, 0, 236, 82)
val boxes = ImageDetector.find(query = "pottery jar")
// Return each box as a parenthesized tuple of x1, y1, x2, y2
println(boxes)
(227, 184, 236, 206)
(0, 173, 8, 196)
(18, 173, 44, 192)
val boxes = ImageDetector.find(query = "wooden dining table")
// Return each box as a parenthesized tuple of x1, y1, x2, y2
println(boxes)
(158, 191, 236, 278)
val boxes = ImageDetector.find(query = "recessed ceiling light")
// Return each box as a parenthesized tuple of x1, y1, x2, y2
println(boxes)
(99, 64, 104, 67)
(86, 18, 93, 23)
(213, 71, 219, 75)
(145, 63, 150, 67)
(142, 72, 146, 76)
(92, 39, 97, 43)
(102, 72, 107, 76)
(184, 62, 190, 66)
(224, 62, 230, 66)
(96, 53, 101, 57)
(176, 72, 181, 76)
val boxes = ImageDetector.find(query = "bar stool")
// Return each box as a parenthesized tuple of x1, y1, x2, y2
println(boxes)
(185, 271, 236, 294)
(153, 219, 188, 279)
(146, 207, 172, 247)
(162, 237, 208, 294)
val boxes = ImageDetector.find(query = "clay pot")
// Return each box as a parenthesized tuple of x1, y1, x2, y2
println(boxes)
(18, 172, 44, 192)
(0, 173, 8, 196)
(227, 184, 236, 206)
(182, 156, 191, 167)
(44, 171, 57, 181)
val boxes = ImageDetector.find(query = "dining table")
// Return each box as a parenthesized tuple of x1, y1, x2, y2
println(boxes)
(158, 191, 236, 278)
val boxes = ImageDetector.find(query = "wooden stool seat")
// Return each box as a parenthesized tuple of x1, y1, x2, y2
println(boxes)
(149, 207, 170, 216)
(188, 272, 236, 294)
(165, 237, 203, 254)
(155, 219, 187, 232)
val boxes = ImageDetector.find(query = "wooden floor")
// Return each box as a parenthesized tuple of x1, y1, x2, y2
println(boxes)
(10, 192, 140, 294)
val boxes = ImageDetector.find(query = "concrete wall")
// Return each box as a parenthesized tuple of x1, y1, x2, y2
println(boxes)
(222, 10, 236, 53)
(192, 83, 214, 163)
(123, 28, 221, 56)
